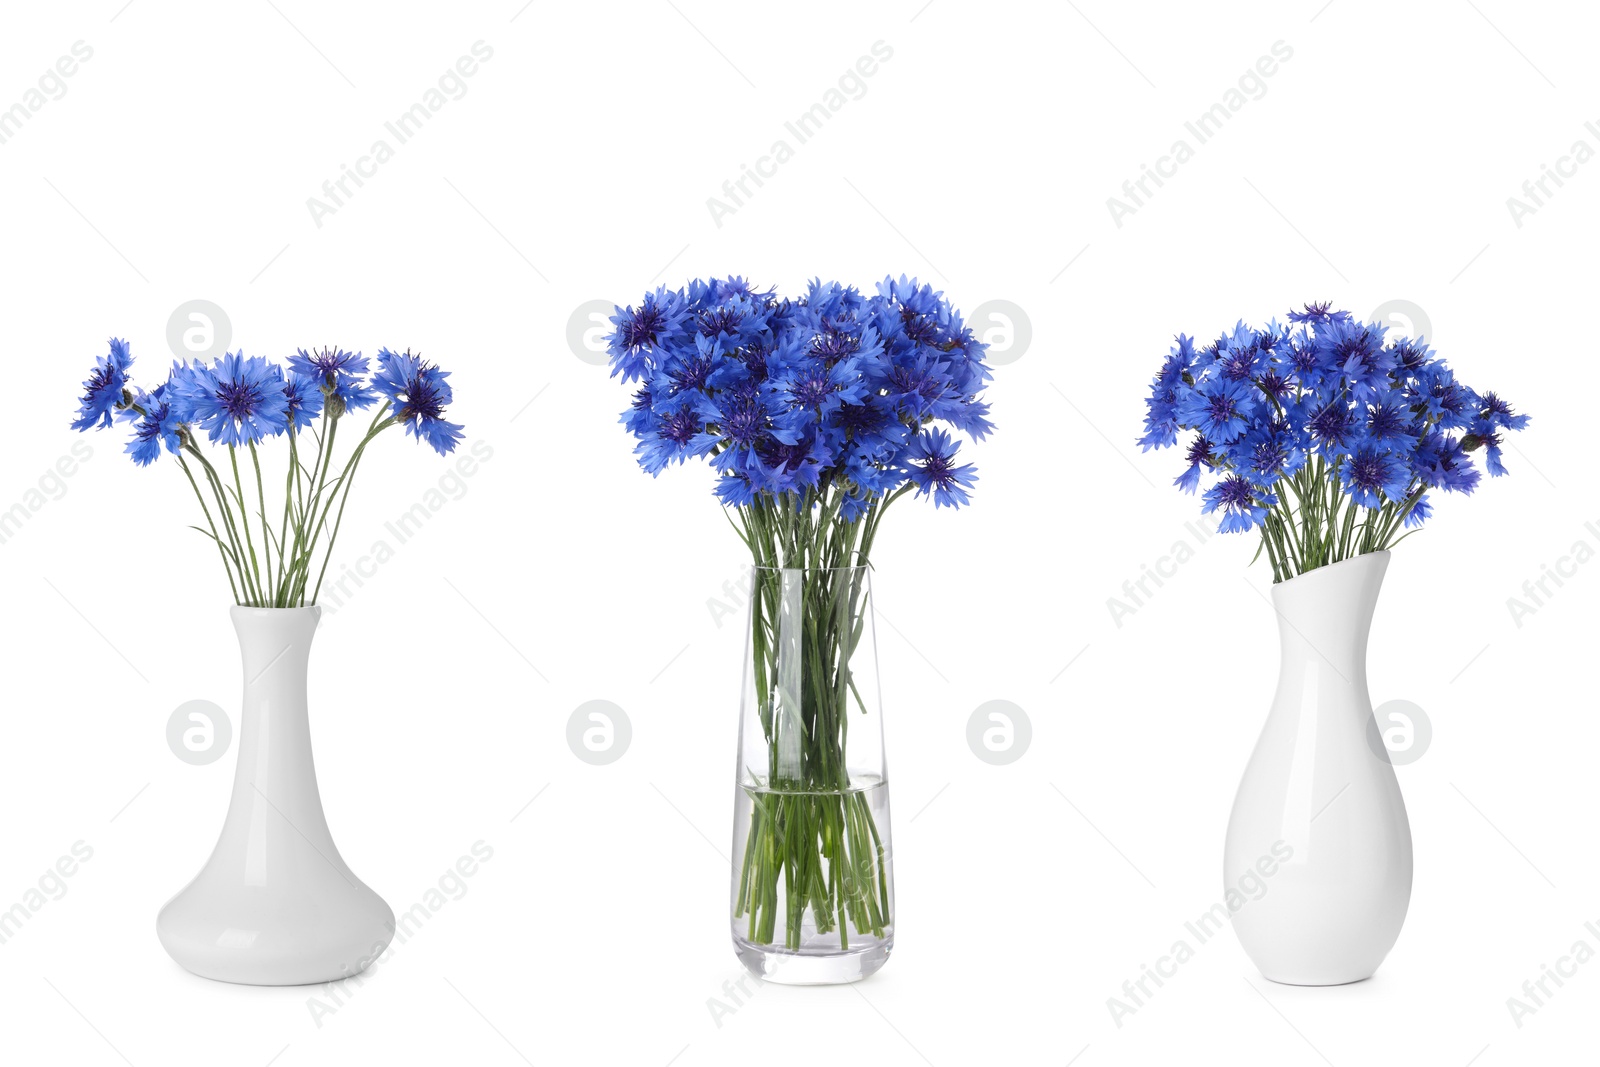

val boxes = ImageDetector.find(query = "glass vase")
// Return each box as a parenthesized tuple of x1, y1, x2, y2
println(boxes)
(730, 564, 894, 984)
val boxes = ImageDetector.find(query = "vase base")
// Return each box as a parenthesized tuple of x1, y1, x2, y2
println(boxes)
(733, 937, 891, 985)
(158, 881, 395, 987)
(1259, 970, 1375, 987)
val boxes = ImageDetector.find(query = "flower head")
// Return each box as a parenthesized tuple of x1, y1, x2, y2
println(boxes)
(170, 352, 289, 446)
(124, 384, 183, 466)
(1174, 376, 1257, 444)
(608, 288, 689, 382)
(72, 338, 134, 431)
(1202, 473, 1273, 533)
(1340, 444, 1411, 509)
(372, 348, 463, 455)
(902, 428, 976, 509)
(288, 346, 369, 381)
(281, 371, 325, 432)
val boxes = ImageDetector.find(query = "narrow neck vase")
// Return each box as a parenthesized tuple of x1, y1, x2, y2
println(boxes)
(1224, 551, 1413, 985)
(157, 606, 394, 985)
(730, 564, 894, 984)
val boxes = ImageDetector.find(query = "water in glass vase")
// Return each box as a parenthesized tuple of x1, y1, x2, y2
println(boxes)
(731, 774, 894, 985)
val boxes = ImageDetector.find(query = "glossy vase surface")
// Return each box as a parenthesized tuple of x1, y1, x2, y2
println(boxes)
(157, 606, 394, 985)
(1224, 551, 1412, 985)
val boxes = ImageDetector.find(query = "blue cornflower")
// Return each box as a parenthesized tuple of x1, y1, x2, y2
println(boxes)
(124, 384, 183, 466)
(1301, 398, 1359, 459)
(288, 346, 369, 381)
(1403, 494, 1431, 528)
(172, 352, 290, 446)
(1174, 436, 1215, 494)
(1410, 363, 1474, 430)
(902, 429, 976, 509)
(1285, 329, 1337, 389)
(1234, 421, 1306, 488)
(1202, 473, 1273, 533)
(1462, 420, 1508, 476)
(371, 348, 464, 455)
(290, 347, 377, 415)
(1213, 322, 1263, 381)
(1477, 391, 1529, 432)
(281, 371, 325, 432)
(1390, 336, 1433, 375)
(1174, 376, 1257, 444)
(72, 338, 134, 431)
(1340, 445, 1411, 508)
(1363, 395, 1415, 445)
(608, 287, 688, 382)
(1140, 338, 1196, 450)
(1319, 317, 1396, 404)
(636, 398, 719, 474)
(1287, 301, 1340, 325)
(1410, 431, 1480, 494)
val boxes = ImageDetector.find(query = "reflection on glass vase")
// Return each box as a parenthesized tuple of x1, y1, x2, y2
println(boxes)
(731, 564, 894, 985)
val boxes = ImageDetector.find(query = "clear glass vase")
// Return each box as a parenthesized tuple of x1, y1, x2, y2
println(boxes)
(730, 564, 894, 984)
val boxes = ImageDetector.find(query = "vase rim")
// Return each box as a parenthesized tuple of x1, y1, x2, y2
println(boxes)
(1272, 550, 1390, 588)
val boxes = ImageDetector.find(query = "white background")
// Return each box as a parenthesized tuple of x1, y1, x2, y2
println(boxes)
(0, 1, 1594, 1064)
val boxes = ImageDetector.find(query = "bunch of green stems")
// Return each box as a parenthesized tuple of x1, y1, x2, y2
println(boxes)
(1255, 455, 1427, 582)
(171, 399, 397, 607)
(729, 482, 901, 951)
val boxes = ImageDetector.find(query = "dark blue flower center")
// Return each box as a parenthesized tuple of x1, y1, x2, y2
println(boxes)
(660, 408, 701, 446)
(900, 310, 939, 346)
(1250, 440, 1284, 474)
(1307, 404, 1352, 446)
(621, 305, 666, 350)
(216, 380, 266, 420)
(1219, 350, 1254, 380)
(721, 399, 763, 445)
(1205, 394, 1237, 424)
(396, 375, 445, 421)
(1348, 455, 1386, 492)
(698, 307, 743, 337)
(792, 371, 832, 407)
(1216, 475, 1254, 508)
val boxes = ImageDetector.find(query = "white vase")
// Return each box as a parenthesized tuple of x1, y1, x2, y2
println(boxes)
(1224, 551, 1412, 985)
(157, 606, 394, 985)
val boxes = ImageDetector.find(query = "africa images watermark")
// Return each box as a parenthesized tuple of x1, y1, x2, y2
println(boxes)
(1505, 119, 1600, 229)
(320, 439, 495, 615)
(1505, 919, 1600, 1029)
(1105, 514, 1222, 628)
(1106, 40, 1294, 228)
(0, 441, 94, 548)
(306, 839, 495, 1027)
(1503, 518, 1600, 629)
(0, 841, 95, 947)
(1107, 841, 1294, 1028)
(706, 40, 895, 228)
(306, 41, 495, 229)
(0, 40, 94, 148)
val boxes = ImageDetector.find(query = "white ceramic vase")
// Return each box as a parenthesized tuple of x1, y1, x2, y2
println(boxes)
(1224, 551, 1412, 985)
(157, 606, 394, 985)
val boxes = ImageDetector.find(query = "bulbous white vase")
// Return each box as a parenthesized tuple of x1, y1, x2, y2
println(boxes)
(157, 606, 394, 985)
(1224, 551, 1412, 985)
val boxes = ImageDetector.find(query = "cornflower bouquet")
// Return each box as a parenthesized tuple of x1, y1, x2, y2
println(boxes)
(608, 276, 992, 956)
(1139, 303, 1528, 581)
(71, 340, 464, 605)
